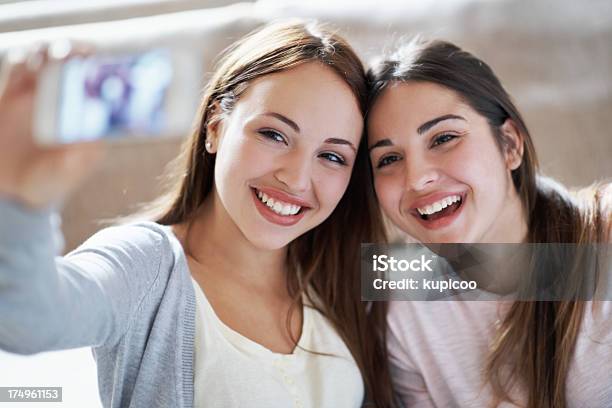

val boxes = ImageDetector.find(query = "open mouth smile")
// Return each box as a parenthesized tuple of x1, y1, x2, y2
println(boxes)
(250, 187, 310, 226)
(409, 192, 466, 230)
(256, 190, 303, 216)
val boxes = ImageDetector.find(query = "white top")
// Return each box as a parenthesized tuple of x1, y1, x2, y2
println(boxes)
(387, 300, 612, 407)
(190, 278, 364, 408)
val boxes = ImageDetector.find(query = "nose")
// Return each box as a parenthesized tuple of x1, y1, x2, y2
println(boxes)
(273, 150, 312, 193)
(402, 153, 439, 192)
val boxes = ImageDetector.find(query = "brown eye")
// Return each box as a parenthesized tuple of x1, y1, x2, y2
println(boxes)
(376, 155, 401, 169)
(431, 134, 457, 147)
(259, 129, 287, 145)
(319, 152, 346, 165)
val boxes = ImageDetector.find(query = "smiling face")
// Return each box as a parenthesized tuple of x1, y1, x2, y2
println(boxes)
(208, 62, 363, 250)
(368, 81, 526, 244)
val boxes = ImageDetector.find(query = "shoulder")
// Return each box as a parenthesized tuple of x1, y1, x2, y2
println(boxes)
(582, 301, 612, 344)
(68, 221, 180, 273)
(65, 222, 189, 327)
(76, 222, 170, 253)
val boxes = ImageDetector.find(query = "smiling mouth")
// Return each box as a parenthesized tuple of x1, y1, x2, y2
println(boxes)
(253, 188, 305, 217)
(415, 194, 464, 222)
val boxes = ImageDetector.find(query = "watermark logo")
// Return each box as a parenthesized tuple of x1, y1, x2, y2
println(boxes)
(362, 243, 611, 301)
(372, 254, 434, 272)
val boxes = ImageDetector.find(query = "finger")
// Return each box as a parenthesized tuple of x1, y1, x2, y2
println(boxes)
(48, 39, 72, 61)
(48, 39, 95, 62)
(0, 44, 49, 97)
(25, 43, 48, 73)
(66, 41, 95, 59)
(2, 39, 95, 84)
(6, 46, 28, 66)
(0, 47, 30, 96)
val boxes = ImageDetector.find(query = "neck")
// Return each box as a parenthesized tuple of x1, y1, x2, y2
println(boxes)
(181, 190, 288, 294)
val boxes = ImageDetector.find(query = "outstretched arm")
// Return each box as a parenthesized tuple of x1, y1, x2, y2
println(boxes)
(0, 199, 166, 354)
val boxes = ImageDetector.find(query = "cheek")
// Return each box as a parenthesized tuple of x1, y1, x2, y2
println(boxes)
(373, 173, 403, 216)
(313, 168, 352, 211)
(218, 136, 265, 180)
(443, 138, 508, 188)
(473, 159, 507, 192)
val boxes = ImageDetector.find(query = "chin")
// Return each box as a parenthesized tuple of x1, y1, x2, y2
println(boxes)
(247, 232, 296, 251)
(421, 236, 461, 244)
(410, 228, 465, 244)
(259, 242, 291, 251)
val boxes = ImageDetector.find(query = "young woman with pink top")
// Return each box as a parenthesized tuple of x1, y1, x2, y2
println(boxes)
(366, 40, 611, 408)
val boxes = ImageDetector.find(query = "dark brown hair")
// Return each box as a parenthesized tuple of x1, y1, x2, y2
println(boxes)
(140, 20, 394, 407)
(367, 39, 611, 408)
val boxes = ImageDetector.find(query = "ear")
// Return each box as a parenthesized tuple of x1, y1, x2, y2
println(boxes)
(500, 119, 524, 171)
(205, 101, 224, 154)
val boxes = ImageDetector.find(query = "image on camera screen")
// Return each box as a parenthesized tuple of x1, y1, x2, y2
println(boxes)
(57, 50, 172, 143)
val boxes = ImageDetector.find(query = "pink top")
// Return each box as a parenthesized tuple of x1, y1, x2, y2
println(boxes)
(387, 300, 612, 407)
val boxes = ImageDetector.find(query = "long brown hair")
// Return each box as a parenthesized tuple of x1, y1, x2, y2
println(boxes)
(367, 39, 611, 408)
(138, 21, 394, 407)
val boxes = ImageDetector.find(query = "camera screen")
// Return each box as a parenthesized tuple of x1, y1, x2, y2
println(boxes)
(57, 50, 172, 143)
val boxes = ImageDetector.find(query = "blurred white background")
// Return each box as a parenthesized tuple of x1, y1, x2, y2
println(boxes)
(0, 348, 100, 407)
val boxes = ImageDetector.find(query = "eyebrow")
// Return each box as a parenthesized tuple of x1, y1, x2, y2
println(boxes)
(262, 112, 356, 152)
(262, 112, 300, 133)
(417, 114, 466, 134)
(369, 114, 467, 152)
(368, 138, 393, 152)
(325, 138, 357, 153)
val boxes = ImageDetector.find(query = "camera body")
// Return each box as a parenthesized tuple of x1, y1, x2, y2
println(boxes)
(34, 48, 201, 145)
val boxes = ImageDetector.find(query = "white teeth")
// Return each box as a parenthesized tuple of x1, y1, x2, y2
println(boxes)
(280, 204, 292, 216)
(417, 195, 461, 216)
(255, 189, 302, 216)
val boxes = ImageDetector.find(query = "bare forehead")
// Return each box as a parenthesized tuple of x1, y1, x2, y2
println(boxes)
(231, 62, 363, 137)
(368, 81, 470, 131)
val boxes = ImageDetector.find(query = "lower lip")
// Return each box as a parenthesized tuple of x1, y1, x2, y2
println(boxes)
(251, 188, 307, 227)
(412, 196, 466, 230)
